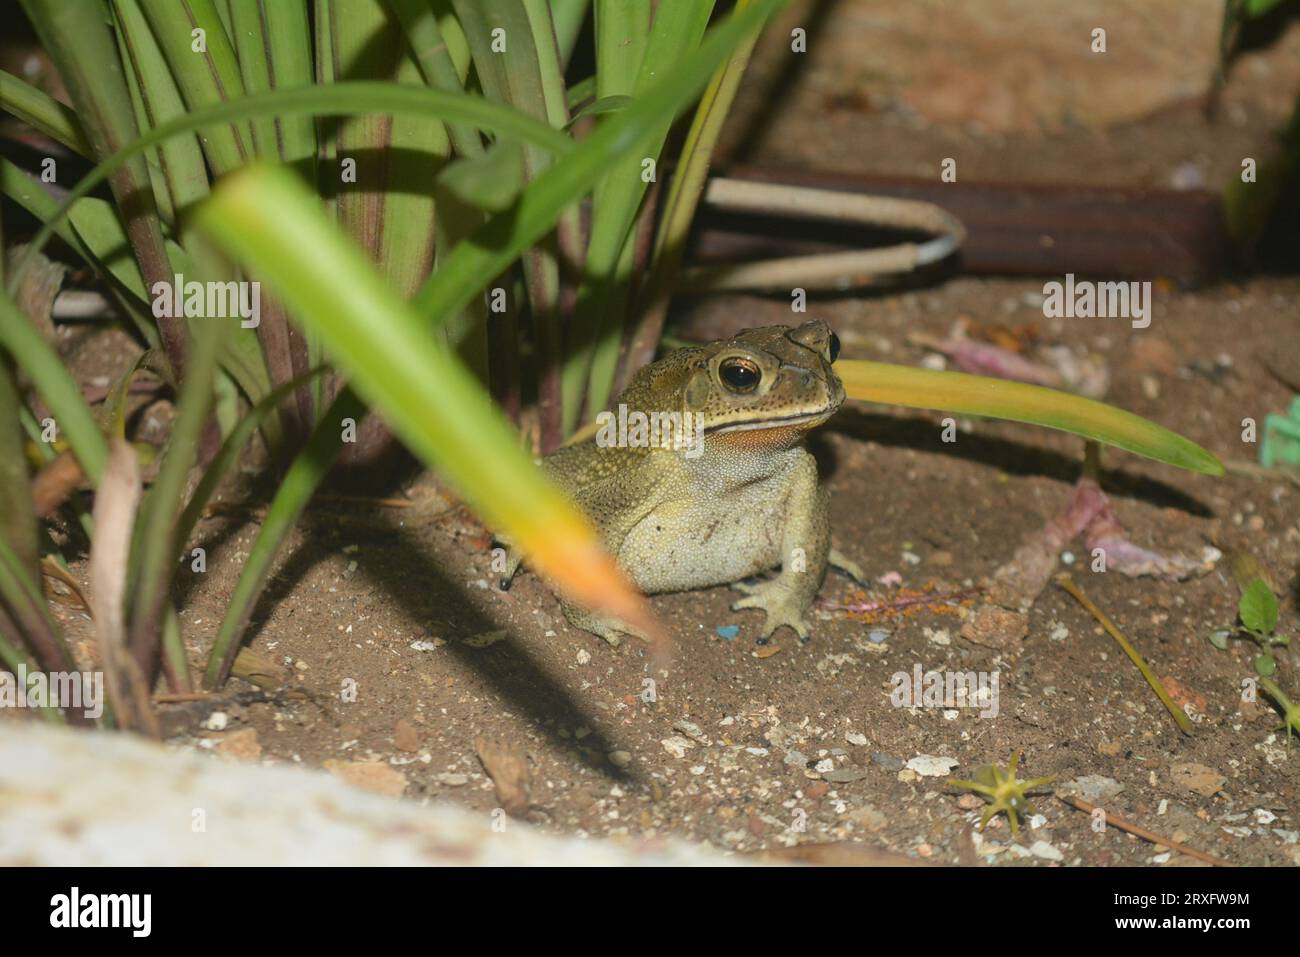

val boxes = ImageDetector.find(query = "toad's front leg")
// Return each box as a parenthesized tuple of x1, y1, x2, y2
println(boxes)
(730, 452, 830, 640)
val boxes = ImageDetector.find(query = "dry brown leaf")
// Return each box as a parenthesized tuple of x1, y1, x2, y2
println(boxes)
(90, 439, 158, 737)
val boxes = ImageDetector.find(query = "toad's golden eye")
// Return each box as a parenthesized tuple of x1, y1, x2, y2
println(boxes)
(828, 331, 841, 363)
(719, 357, 760, 393)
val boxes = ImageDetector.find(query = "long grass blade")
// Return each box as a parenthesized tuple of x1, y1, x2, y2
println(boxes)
(390, 0, 484, 159)
(114, 0, 212, 221)
(836, 359, 1225, 475)
(0, 293, 107, 485)
(136, 0, 254, 173)
(0, 69, 91, 155)
(0, 353, 37, 585)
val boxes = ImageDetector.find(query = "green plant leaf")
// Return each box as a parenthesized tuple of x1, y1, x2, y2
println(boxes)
(1208, 628, 1231, 650)
(0, 68, 91, 155)
(566, 93, 633, 126)
(437, 139, 526, 212)
(1255, 653, 1277, 677)
(1239, 577, 1279, 635)
(0, 292, 107, 486)
(836, 359, 1225, 476)
(390, 0, 484, 158)
(114, 0, 212, 220)
(0, 528, 76, 684)
(0, 359, 39, 590)
(136, 0, 254, 173)
(1244, 0, 1288, 17)
(551, 0, 592, 68)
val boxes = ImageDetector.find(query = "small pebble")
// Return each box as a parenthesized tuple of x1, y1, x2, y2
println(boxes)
(1028, 840, 1063, 862)
(905, 754, 959, 777)
(822, 767, 871, 783)
(673, 720, 707, 742)
(872, 752, 904, 771)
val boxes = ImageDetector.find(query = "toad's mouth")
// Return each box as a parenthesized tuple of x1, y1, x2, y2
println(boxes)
(704, 405, 838, 434)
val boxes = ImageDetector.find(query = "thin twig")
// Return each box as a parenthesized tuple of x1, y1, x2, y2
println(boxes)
(822, 587, 982, 616)
(202, 493, 416, 518)
(1056, 574, 1194, 735)
(314, 494, 414, 509)
(1059, 794, 1233, 867)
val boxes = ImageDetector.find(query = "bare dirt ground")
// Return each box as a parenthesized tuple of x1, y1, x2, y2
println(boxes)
(20, 1, 1300, 865)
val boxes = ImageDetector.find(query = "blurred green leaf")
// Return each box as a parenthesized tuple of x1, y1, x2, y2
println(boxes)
(1240, 578, 1279, 635)
(0, 293, 107, 485)
(437, 139, 526, 212)
(0, 69, 91, 155)
(566, 93, 633, 126)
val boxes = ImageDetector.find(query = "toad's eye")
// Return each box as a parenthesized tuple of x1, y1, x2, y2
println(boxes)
(828, 331, 841, 363)
(719, 357, 760, 393)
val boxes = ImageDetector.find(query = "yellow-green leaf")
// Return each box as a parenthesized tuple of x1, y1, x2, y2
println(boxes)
(836, 358, 1224, 476)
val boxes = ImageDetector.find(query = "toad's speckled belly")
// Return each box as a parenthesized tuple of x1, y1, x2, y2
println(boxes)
(617, 475, 789, 594)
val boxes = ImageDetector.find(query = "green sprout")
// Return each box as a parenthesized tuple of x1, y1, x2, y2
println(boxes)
(1258, 677, 1300, 747)
(1209, 577, 1293, 677)
(948, 752, 1056, 837)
